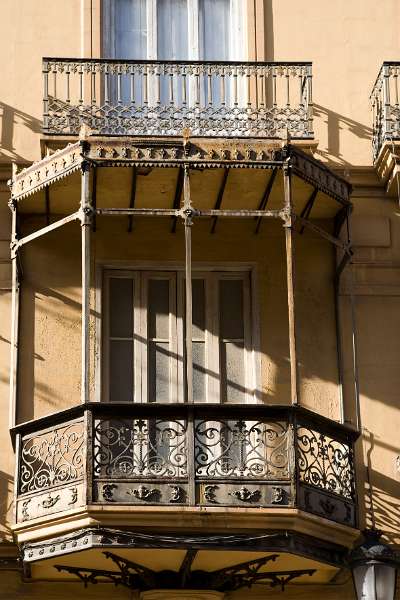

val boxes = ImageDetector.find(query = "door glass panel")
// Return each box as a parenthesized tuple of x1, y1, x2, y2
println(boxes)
(148, 279, 172, 402)
(219, 279, 245, 403)
(110, 340, 134, 402)
(109, 277, 133, 337)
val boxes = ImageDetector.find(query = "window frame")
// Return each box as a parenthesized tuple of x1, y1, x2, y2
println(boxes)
(102, 0, 247, 61)
(97, 263, 261, 405)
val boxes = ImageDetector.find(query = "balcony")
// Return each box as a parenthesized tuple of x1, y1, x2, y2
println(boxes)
(371, 61, 400, 160)
(14, 403, 357, 536)
(42, 58, 313, 139)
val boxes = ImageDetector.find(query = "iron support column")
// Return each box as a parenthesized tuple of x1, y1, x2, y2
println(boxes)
(80, 161, 92, 404)
(283, 164, 299, 406)
(9, 197, 20, 429)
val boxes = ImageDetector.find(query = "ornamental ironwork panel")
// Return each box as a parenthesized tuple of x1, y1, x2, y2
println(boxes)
(42, 59, 313, 139)
(296, 426, 355, 501)
(93, 418, 187, 479)
(194, 419, 291, 479)
(19, 419, 84, 494)
(371, 62, 400, 160)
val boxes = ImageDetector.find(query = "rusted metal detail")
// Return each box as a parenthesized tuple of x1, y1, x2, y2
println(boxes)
(288, 146, 351, 204)
(11, 142, 82, 200)
(21, 526, 349, 566)
(283, 166, 299, 407)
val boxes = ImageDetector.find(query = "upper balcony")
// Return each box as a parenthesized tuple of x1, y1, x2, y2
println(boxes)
(42, 58, 313, 140)
(371, 62, 400, 161)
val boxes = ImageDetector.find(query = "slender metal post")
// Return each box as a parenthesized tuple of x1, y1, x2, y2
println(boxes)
(183, 166, 193, 404)
(283, 165, 299, 406)
(42, 60, 49, 133)
(383, 64, 392, 140)
(334, 275, 345, 424)
(80, 161, 92, 404)
(9, 196, 20, 429)
(346, 212, 361, 432)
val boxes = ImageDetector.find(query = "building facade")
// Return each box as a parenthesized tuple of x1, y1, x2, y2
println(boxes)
(0, 1, 400, 598)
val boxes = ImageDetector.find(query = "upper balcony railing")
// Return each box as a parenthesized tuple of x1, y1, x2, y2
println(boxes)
(371, 62, 400, 160)
(14, 403, 357, 529)
(42, 58, 313, 139)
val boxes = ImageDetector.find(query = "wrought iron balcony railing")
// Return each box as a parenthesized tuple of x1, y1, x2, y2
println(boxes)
(371, 62, 400, 160)
(14, 404, 357, 528)
(42, 58, 313, 139)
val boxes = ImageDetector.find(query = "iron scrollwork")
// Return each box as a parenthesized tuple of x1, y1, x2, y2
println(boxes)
(19, 420, 84, 494)
(195, 419, 290, 479)
(93, 418, 187, 479)
(296, 426, 355, 501)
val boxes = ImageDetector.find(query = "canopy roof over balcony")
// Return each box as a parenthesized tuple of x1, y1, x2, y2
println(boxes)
(12, 138, 350, 213)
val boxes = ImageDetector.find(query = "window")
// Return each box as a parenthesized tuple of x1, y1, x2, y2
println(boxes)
(102, 0, 247, 61)
(103, 269, 258, 404)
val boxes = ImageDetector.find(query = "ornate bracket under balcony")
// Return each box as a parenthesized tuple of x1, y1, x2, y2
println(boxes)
(42, 58, 313, 140)
(13, 404, 358, 528)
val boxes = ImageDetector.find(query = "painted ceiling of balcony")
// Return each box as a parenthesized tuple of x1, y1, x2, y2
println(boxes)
(17, 166, 342, 220)
(29, 547, 338, 586)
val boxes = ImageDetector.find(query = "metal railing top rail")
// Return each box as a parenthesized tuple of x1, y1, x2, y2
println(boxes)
(370, 61, 400, 100)
(43, 57, 312, 68)
(12, 402, 359, 442)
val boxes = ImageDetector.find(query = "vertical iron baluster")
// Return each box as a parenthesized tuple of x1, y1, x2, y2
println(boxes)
(286, 70, 290, 108)
(156, 67, 161, 105)
(272, 69, 277, 107)
(182, 68, 187, 107)
(234, 66, 238, 107)
(117, 65, 122, 104)
(195, 66, 200, 108)
(143, 66, 148, 106)
(130, 65, 135, 105)
(66, 67, 71, 104)
(91, 68, 96, 105)
(307, 68, 313, 135)
(207, 67, 212, 106)
(169, 68, 174, 106)
(221, 68, 226, 106)
(259, 71, 265, 108)
(43, 60, 49, 131)
(79, 64, 84, 106)
(104, 65, 109, 104)
(246, 66, 251, 108)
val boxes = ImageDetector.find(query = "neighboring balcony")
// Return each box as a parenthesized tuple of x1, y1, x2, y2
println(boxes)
(42, 58, 313, 139)
(15, 403, 357, 533)
(371, 62, 400, 161)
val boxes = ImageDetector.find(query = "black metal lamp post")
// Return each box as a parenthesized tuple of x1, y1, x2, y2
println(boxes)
(349, 529, 399, 600)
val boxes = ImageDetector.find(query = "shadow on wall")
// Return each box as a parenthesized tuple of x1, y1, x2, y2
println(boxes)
(313, 104, 373, 167)
(0, 470, 13, 538)
(362, 430, 400, 545)
(0, 102, 41, 163)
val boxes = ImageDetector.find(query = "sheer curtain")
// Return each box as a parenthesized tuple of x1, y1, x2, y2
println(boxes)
(199, 0, 230, 61)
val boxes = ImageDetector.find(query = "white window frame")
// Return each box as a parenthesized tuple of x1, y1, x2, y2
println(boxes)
(98, 263, 261, 405)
